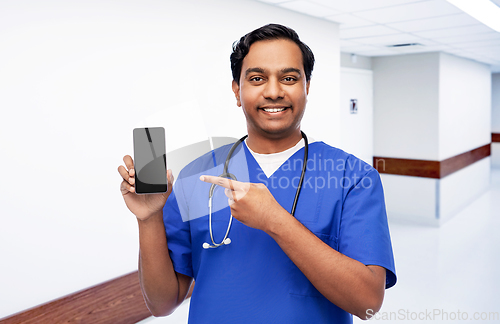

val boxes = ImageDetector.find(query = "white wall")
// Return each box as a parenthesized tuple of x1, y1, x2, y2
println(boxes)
(437, 53, 491, 223)
(0, 0, 339, 318)
(492, 144, 500, 168)
(373, 53, 440, 160)
(492, 73, 500, 133)
(340, 68, 373, 165)
(380, 175, 439, 226)
(373, 52, 491, 226)
(340, 52, 372, 70)
(439, 53, 491, 160)
(492, 73, 500, 168)
(439, 158, 491, 223)
(381, 156, 491, 226)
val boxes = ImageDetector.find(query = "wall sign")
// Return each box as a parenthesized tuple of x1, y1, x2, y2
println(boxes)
(350, 99, 358, 114)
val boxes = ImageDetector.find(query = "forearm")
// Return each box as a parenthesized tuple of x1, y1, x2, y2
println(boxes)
(137, 210, 185, 316)
(267, 210, 385, 319)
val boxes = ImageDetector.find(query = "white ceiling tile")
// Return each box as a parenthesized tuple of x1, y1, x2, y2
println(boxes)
(435, 32, 500, 44)
(356, 48, 401, 56)
(457, 51, 490, 60)
(416, 44, 454, 52)
(441, 48, 465, 55)
(442, 50, 472, 59)
(341, 44, 385, 52)
(386, 13, 480, 33)
(324, 13, 376, 29)
(413, 24, 496, 39)
(483, 55, 500, 63)
(256, 0, 289, 3)
(278, 1, 341, 17)
(454, 39, 500, 49)
(480, 58, 500, 66)
(441, 47, 464, 54)
(353, 1, 462, 24)
(349, 33, 423, 46)
(455, 52, 481, 60)
(459, 53, 497, 65)
(468, 46, 500, 57)
(339, 39, 364, 47)
(340, 25, 400, 39)
(309, 0, 419, 13)
(469, 59, 493, 66)
(485, 60, 500, 66)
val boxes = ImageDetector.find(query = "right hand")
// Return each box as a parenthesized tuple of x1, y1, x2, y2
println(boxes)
(118, 155, 174, 221)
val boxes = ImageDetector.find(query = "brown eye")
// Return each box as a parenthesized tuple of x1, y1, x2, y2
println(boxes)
(251, 77, 263, 82)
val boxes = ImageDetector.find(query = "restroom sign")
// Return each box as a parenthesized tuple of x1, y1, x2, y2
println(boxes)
(350, 99, 358, 114)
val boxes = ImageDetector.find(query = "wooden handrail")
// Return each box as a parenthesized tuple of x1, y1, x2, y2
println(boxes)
(374, 143, 491, 178)
(0, 271, 152, 324)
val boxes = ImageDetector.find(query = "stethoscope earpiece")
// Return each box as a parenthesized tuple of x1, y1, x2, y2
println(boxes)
(203, 132, 308, 250)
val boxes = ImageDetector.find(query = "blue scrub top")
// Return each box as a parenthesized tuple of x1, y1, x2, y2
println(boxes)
(163, 141, 396, 324)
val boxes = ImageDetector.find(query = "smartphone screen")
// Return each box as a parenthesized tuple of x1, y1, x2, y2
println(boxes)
(133, 127, 168, 194)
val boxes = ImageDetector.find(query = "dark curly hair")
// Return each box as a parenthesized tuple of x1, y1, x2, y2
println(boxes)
(230, 24, 315, 85)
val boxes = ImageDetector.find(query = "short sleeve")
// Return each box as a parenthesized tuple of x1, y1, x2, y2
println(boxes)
(163, 184, 193, 278)
(339, 169, 397, 288)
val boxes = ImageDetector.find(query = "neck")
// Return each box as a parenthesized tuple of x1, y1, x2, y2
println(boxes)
(245, 129, 303, 154)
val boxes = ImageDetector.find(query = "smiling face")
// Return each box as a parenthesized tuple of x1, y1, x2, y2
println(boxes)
(232, 39, 310, 152)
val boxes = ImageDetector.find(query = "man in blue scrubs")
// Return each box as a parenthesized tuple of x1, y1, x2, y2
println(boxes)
(118, 24, 396, 323)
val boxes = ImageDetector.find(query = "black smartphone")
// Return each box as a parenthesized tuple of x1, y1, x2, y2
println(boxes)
(133, 127, 168, 194)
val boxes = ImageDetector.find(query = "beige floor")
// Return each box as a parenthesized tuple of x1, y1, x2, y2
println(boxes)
(353, 168, 500, 323)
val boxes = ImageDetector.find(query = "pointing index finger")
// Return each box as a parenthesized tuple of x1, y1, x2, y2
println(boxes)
(200, 175, 240, 190)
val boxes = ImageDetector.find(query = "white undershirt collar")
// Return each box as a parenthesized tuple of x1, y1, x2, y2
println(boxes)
(245, 137, 315, 178)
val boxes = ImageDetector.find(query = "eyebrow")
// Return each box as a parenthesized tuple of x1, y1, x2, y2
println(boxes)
(245, 67, 265, 77)
(280, 68, 302, 76)
(244, 67, 302, 77)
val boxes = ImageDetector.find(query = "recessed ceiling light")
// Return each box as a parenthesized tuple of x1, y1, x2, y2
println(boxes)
(386, 43, 426, 53)
(386, 43, 423, 48)
(447, 0, 500, 32)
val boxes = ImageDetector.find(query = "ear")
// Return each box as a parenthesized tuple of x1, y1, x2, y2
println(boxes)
(232, 80, 241, 107)
(306, 80, 310, 95)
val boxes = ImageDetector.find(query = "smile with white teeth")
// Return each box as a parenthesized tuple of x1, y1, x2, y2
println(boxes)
(262, 107, 286, 113)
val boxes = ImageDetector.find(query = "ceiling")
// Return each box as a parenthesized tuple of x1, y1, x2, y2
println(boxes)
(255, 0, 500, 72)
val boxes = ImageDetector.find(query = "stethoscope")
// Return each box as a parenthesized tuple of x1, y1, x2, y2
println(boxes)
(203, 131, 308, 249)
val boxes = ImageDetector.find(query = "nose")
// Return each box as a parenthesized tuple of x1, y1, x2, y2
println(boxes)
(262, 78, 284, 100)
